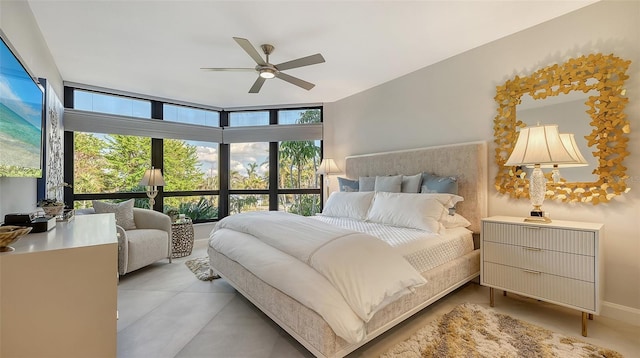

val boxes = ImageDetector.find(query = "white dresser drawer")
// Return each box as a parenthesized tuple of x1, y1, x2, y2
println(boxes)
(483, 221, 595, 255)
(483, 262, 595, 311)
(483, 241, 595, 282)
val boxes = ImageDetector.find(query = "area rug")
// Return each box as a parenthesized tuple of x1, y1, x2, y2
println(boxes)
(382, 303, 623, 358)
(185, 257, 220, 281)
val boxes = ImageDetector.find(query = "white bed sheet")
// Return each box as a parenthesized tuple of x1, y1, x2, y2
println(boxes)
(312, 215, 474, 273)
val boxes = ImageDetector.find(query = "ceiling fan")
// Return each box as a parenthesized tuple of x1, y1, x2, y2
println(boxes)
(201, 37, 325, 93)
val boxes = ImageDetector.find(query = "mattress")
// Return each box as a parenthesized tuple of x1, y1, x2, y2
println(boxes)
(312, 215, 474, 273)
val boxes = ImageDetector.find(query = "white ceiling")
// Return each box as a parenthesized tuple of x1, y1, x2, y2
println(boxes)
(27, 0, 597, 110)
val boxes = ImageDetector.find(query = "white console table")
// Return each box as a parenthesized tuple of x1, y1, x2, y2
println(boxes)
(0, 213, 118, 357)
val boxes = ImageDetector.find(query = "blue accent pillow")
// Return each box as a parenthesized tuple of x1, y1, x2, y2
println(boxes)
(338, 177, 359, 192)
(420, 173, 458, 195)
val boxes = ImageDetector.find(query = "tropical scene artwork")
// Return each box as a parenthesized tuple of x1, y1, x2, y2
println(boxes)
(0, 37, 43, 178)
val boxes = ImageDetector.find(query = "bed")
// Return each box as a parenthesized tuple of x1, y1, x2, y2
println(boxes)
(207, 141, 487, 358)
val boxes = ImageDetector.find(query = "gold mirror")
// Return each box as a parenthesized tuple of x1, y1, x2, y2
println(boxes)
(494, 53, 631, 204)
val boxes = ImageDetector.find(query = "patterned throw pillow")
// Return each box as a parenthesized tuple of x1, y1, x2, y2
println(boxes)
(337, 177, 359, 192)
(92, 199, 137, 230)
(420, 172, 458, 195)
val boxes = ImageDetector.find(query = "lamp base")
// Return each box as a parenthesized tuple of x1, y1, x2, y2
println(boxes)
(524, 213, 552, 223)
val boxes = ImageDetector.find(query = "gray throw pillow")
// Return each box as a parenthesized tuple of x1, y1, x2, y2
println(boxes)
(401, 173, 422, 193)
(359, 176, 376, 192)
(374, 175, 402, 193)
(92, 199, 137, 230)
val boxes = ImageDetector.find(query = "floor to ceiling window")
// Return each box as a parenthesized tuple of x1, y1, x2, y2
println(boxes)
(63, 85, 323, 222)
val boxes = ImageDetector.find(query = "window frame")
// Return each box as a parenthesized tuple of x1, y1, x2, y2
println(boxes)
(63, 85, 323, 223)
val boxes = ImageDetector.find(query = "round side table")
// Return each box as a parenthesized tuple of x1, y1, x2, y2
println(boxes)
(171, 218, 194, 258)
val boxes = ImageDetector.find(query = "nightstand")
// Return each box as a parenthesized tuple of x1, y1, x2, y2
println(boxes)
(171, 218, 194, 258)
(481, 216, 603, 337)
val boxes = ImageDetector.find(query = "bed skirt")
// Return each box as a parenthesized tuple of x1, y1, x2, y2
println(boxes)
(208, 246, 480, 358)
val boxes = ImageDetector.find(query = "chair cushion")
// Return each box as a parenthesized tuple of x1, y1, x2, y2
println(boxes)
(125, 229, 169, 273)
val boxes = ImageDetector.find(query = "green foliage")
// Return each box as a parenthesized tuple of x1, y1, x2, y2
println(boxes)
(176, 197, 218, 220)
(229, 195, 260, 214)
(285, 194, 320, 216)
(0, 165, 42, 178)
(163, 139, 203, 191)
(74, 132, 107, 194)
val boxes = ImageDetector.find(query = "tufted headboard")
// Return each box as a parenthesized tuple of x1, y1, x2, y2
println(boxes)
(344, 141, 488, 233)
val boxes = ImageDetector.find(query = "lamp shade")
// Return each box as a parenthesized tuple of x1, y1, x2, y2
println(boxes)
(558, 133, 589, 167)
(316, 158, 341, 175)
(536, 133, 590, 169)
(139, 167, 166, 186)
(505, 125, 575, 166)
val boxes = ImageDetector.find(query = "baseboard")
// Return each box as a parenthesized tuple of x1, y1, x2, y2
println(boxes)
(601, 301, 640, 327)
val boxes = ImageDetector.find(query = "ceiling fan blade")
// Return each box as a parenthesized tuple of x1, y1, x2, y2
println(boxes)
(233, 37, 266, 65)
(275, 72, 315, 91)
(275, 53, 325, 71)
(249, 76, 266, 93)
(200, 67, 255, 71)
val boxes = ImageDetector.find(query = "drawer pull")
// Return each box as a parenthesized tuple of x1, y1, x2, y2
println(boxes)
(523, 246, 542, 251)
(522, 269, 541, 274)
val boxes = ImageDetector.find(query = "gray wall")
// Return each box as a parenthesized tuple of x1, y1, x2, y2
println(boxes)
(325, 0, 640, 322)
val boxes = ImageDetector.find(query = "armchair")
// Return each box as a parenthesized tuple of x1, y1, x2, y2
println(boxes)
(78, 207, 172, 275)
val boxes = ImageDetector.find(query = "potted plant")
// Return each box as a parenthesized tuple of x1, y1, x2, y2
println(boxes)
(165, 208, 180, 222)
(38, 182, 71, 217)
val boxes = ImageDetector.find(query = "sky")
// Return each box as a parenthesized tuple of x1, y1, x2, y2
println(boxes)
(0, 38, 43, 129)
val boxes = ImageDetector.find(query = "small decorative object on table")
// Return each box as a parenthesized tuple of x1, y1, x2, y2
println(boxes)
(39, 182, 72, 218)
(0, 226, 32, 252)
(165, 208, 180, 223)
(171, 217, 194, 258)
(58, 209, 75, 222)
(38, 199, 65, 217)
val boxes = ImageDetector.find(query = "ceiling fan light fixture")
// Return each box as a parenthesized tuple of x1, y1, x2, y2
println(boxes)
(259, 68, 276, 79)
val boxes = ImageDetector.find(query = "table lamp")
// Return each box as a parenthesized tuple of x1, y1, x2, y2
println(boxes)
(505, 124, 577, 222)
(316, 158, 341, 199)
(139, 167, 166, 207)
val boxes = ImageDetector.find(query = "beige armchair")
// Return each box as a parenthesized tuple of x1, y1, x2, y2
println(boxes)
(78, 207, 172, 275)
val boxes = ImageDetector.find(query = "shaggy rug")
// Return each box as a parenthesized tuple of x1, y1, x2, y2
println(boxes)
(185, 257, 220, 281)
(382, 303, 622, 358)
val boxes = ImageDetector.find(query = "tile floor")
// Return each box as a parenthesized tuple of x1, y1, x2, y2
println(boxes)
(117, 239, 639, 357)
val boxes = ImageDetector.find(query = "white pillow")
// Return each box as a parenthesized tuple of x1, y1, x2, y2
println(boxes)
(92, 199, 136, 230)
(321, 192, 374, 220)
(374, 175, 402, 192)
(441, 213, 472, 229)
(420, 193, 464, 208)
(366, 192, 446, 232)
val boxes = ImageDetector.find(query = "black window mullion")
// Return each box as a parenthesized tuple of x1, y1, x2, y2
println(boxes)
(219, 111, 230, 219)
(63, 130, 74, 207)
(269, 142, 279, 210)
(269, 110, 279, 210)
(150, 138, 163, 211)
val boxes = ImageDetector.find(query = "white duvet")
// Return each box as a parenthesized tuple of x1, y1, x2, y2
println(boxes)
(209, 211, 427, 343)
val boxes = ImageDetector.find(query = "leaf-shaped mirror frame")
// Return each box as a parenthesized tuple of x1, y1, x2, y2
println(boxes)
(494, 53, 631, 204)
